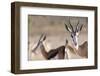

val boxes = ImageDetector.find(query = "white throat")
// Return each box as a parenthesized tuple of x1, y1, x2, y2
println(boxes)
(75, 43, 78, 50)
(74, 37, 79, 50)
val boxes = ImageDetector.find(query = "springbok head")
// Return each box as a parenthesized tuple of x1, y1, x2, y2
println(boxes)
(65, 19, 83, 46)
(32, 33, 46, 53)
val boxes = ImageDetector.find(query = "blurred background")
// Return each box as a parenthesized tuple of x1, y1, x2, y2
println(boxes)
(28, 15, 88, 60)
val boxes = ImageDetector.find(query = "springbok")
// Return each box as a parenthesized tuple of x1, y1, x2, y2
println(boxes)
(32, 34, 68, 60)
(65, 19, 88, 58)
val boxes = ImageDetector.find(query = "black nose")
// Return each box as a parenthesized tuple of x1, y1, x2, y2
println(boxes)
(75, 43, 77, 46)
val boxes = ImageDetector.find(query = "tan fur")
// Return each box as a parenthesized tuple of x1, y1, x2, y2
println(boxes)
(74, 41, 88, 58)
(65, 41, 88, 59)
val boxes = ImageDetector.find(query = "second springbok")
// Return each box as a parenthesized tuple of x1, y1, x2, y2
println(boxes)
(32, 34, 68, 60)
(65, 19, 88, 58)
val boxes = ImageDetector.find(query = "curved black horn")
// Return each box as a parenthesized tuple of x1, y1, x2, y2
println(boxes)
(75, 20, 79, 32)
(69, 19, 74, 32)
(76, 20, 79, 27)
(80, 24, 83, 31)
(65, 23, 70, 32)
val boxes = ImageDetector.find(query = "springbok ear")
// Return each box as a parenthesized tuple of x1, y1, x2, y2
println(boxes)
(65, 24, 72, 32)
(32, 34, 46, 53)
(32, 39, 41, 53)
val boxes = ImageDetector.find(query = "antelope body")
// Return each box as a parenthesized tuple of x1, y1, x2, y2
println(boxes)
(32, 34, 68, 60)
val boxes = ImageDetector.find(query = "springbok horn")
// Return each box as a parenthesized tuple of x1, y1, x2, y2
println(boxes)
(69, 19, 74, 32)
(75, 20, 79, 32)
(32, 34, 45, 53)
(80, 24, 83, 31)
